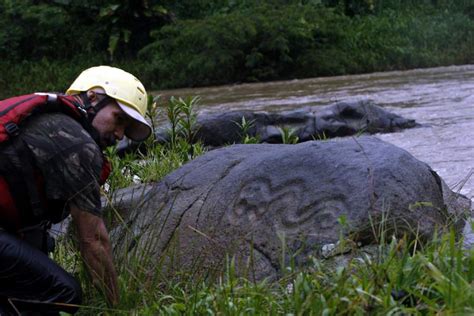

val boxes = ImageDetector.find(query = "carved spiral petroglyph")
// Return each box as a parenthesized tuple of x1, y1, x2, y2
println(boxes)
(229, 177, 348, 232)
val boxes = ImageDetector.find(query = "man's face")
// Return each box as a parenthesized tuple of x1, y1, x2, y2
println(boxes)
(92, 102, 132, 148)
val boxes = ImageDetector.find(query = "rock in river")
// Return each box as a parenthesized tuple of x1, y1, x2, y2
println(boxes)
(164, 99, 417, 146)
(109, 136, 469, 281)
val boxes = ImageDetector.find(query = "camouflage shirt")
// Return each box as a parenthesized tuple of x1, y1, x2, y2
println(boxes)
(17, 112, 103, 219)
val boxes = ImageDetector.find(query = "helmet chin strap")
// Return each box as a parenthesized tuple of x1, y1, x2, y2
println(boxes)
(79, 92, 113, 124)
(77, 92, 114, 148)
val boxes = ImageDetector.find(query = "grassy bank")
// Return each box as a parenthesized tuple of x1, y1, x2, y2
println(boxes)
(56, 230, 474, 315)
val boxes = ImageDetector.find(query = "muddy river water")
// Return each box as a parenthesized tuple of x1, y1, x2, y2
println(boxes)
(159, 65, 474, 203)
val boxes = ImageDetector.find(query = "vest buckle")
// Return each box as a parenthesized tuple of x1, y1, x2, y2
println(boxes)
(4, 122, 19, 136)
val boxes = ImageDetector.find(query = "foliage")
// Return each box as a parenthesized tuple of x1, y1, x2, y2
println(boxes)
(166, 96, 200, 150)
(324, 0, 474, 16)
(139, 5, 350, 88)
(234, 116, 260, 144)
(165, 95, 202, 161)
(0, 0, 171, 61)
(1, 0, 474, 97)
(0, 0, 83, 60)
(84, 0, 170, 60)
(0, 56, 99, 99)
(54, 219, 474, 314)
(139, 3, 474, 89)
(160, 0, 231, 19)
(0, 55, 151, 99)
(341, 9, 474, 72)
(279, 126, 300, 144)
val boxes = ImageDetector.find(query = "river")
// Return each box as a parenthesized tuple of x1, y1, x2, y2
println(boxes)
(158, 65, 474, 203)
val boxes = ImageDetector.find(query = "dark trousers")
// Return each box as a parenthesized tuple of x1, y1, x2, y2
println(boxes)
(0, 230, 82, 315)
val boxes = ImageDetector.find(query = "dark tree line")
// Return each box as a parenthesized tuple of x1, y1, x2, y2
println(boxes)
(0, 0, 473, 97)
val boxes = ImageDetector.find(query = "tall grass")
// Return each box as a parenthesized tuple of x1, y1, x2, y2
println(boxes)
(54, 224, 474, 315)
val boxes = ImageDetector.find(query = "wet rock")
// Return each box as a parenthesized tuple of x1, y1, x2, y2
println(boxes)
(110, 136, 468, 281)
(160, 99, 417, 147)
(102, 184, 152, 227)
(462, 210, 474, 249)
(315, 100, 418, 137)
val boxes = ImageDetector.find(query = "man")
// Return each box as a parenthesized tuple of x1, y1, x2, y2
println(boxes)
(0, 66, 152, 315)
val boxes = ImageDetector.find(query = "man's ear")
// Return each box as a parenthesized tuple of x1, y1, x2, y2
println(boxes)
(86, 90, 98, 103)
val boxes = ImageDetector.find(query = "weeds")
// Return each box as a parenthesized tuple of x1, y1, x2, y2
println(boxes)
(278, 126, 299, 144)
(234, 116, 259, 144)
(53, 224, 474, 315)
(166, 96, 202, 160)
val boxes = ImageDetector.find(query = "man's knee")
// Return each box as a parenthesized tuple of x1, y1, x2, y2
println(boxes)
(0, 230, 83, 313)
(64, 276, 82, 305)
(55, 274, 82, 313)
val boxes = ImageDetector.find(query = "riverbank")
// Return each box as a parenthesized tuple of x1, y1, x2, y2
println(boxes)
(59, 230, 474, 315)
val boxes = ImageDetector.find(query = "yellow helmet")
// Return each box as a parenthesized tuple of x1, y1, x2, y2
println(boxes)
(66, 65, 152, 141)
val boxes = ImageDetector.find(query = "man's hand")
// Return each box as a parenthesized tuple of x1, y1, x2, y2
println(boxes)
(70, 206, 119, 306)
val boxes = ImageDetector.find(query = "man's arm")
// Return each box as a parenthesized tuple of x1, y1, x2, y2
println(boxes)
(70, 206, 119, 306)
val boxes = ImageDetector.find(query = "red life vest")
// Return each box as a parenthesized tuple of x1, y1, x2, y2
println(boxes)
(0, 93, 111, 231)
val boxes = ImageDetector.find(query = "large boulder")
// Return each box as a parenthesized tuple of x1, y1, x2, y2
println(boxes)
(109, 137, 469, 281)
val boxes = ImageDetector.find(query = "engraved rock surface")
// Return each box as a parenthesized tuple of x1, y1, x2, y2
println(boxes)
(111, 136, 469, 281)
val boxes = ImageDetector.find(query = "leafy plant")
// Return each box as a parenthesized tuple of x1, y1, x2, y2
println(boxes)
(96, 1, 170, 60)
(278, 126, 299, 144)
(234, 116, 260, 144)
(165, 96, 201, 160)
